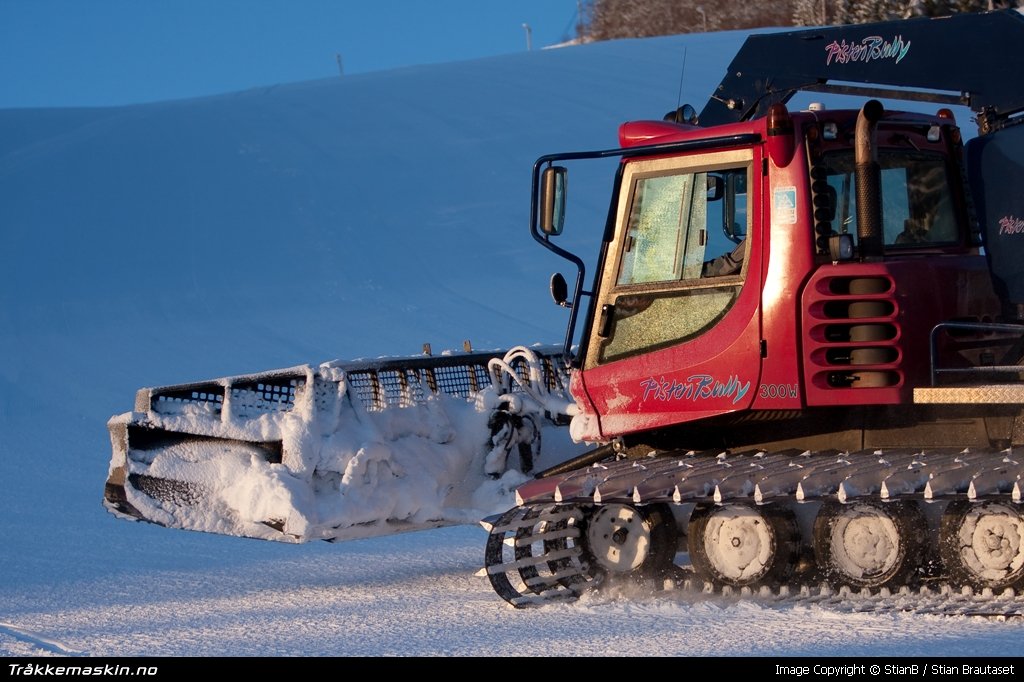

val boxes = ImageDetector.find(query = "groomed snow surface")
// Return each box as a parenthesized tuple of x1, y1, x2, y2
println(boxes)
(2, 28, 1024, 658)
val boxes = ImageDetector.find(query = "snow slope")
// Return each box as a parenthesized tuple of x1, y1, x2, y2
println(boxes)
(2, 29, 1023, 658)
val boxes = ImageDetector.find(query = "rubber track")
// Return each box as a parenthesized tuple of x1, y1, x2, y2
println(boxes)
(486, 535, 1024, 617)
(514, 447, 1024, 507)
(653, 577, 1024, 619)
(485, 446, 1024, 613)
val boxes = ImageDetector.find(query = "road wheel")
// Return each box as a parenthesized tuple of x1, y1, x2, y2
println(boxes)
(688, 503, 799, 587)
(813, 500, 926, 589)
(584, 503, 678, 579)
(940, 500, 1024, 591)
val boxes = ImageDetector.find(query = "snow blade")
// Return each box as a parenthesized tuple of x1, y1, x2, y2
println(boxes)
(104, 346, 575, 543)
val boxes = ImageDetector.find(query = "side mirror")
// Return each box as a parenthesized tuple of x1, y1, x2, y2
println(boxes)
(550, 272, 570, 307)
(540, 166, 567, 236)
(724, 172, 748, 242)
(829, 233, 854, 262)
(706, 175, 723, 202)
(664, 104, 698, 125)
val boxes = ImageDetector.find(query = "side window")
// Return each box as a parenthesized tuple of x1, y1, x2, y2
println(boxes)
(617, 168, 748, 287)
(818, 151, 959, 249)
(593, 154, 752, 366)
(617, 173, 707, 285)
(897, 161, 958, 245)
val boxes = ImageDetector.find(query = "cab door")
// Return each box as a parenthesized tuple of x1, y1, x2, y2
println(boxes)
(578, 146, 764, 439)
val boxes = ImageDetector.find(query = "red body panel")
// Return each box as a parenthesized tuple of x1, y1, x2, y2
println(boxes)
(800, 257, 997, 406)
(751, 130, 816, 410)
(579, 294, 763, 439)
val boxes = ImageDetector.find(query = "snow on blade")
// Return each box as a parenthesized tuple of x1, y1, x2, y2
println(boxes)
(105, 348, 573, 543)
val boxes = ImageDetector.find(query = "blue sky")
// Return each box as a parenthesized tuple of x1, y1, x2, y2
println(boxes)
(0, 0, 583, 108)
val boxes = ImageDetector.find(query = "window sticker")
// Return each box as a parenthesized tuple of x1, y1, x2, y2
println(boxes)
(774, 187, 797, 225)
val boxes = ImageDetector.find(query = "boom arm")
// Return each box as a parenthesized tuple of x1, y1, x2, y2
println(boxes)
(699, 9, 1024, 134)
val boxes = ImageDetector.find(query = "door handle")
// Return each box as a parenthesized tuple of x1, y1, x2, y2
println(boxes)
(598, 304, 615, 338)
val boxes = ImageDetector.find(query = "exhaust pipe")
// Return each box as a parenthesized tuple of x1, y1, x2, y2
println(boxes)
(855, 100, 885, 259)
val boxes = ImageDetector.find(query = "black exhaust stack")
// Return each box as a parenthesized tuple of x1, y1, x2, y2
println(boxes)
(855, 100, 885, 259)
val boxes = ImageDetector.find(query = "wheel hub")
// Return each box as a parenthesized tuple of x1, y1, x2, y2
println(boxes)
(834, 509, 899, 577)
(959, 504, 1024, 575)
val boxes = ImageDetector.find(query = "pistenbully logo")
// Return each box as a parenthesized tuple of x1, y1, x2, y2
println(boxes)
(999, 215, 1024, 235)
(825, 35, 911, 65)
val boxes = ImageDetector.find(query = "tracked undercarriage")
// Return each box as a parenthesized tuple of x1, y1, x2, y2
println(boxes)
(483, 447, 1024, 614)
